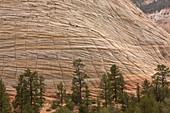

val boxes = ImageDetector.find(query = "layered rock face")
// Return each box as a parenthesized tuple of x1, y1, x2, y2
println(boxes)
(148, 8, 170, 33)
(0, 0, 170, 95)
(132, 0, 170, 33)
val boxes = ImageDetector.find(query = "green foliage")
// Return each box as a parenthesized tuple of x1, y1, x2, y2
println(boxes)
(51, 100, 60, 109)
(125, 96, 141, 113)
(65, 94, 75, 111)
(22, 101, 34, 113)
(125, 105, 141, 113)
(39, 75, 46, 107)
(80, 84, 90, 113)
(109, 65, 125, 103)
(100, 64, 126, 110)
(139, 96, 161, 113)
(13, 69, 46, 113)
(141, 79, 151, 95)
(92, 107, 123, 113)
(0, 79, 12, 113)
(71, 59, 90, 112)
(152, 64, 170, 102)
(66, 101, 75, 111)
(162, 98, 170, 113)
(120, 92, 129, 111)
(54, 106, 73, 113)
(99, 107, 110, 113)
(100, 73, 112, 107)
(56, 82, 66, 106)
(136, 83, 140, 102)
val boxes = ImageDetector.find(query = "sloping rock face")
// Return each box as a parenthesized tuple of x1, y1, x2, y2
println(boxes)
(132, 0, 170, 13)
(148, 8, 170, 33)
(0, 0, 170, 95)
(132, 0, 170, 33)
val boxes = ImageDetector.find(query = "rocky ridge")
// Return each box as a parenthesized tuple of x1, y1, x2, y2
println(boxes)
(132, 0, 170, 33)
(0, 0, 170, 97)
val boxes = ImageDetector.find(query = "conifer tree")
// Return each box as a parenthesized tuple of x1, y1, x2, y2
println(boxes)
(141, 79, 150, 96)
(71, 58, 89, 105)
(71, 59, 90, 113)
(79, 84, 90, 113)
(100, 73, 112, 107)
(56, 82, 66, 106)
(22, 101, 33, 113)
(13, 69, 46, 113)
(136, 83, 140, 102)
(152, 64, 170, 102)
(13, 73, 27, 113)
(109, 64, 124, 103)
(154, 64, 170, 87)
(39, 75, 46, 107)
(0, 79, 12, 113)
(118, 73, 126, 105)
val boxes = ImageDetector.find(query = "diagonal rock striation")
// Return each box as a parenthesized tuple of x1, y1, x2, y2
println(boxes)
(132, 0, 170, 33)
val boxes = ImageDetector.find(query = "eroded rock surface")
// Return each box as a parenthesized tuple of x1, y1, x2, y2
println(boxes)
(148, 8, 170, 33)
(132, 0, 170, 33)
(0, 0, 170, 96)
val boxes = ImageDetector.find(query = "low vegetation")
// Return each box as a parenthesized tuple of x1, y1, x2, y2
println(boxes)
(1, 59, 170, 113)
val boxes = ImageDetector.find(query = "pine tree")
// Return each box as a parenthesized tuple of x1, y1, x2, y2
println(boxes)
(56, 82, 66, 106)
(13, 73, 27, 113)
(154, 64, 170, 87)
(152, 64, 170, 102)
(118, 73, 126, 105)
(71, 58, 89, 105)
(39, 75, 46, 107)
(100, 73, 112, 107)
(0, 79, 12, 113)
(71, 59, 91, 113)
(136, 83, 140, 102)
(125, 96, 141, 113)
(22, 101, 34, 113)
(13, 69, 46, 113)
(109, 64, 124, 103)
(141, 79, 150, 96)
(79, 84, 90, 113)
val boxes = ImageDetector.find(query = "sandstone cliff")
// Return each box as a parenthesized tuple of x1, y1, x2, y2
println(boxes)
(0, 0, 170, 96)
(132, 0, 170, 33)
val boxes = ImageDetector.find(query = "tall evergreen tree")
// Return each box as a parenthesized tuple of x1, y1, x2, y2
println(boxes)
(109, 64, 124, 103)
(0, 79, 12, 113)
(100, 73, 112, 107)
(83, 84, 90, 108)
(13, 73, 27, 113)
(79, 84, 90, 113)
(71, 59, 90, 113)
(13, 69, 46, 113)
(71, 58, 89, 105)
(153, 64, 170, 87)
(136, 83, 140, 102)
(39, 75, 46, 107)
(141, 79, 150, 96)
(118, 73, 126, 105)
(56, 82, 66, 106)
(152, 64, 170, 102)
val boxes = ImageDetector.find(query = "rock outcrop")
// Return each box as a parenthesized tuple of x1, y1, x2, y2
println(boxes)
(0, 0, 170, 96)
(148, 8, 170, 33)
(132, 0, 170, 33)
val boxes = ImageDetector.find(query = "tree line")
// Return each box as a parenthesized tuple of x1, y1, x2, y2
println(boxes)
(1, 59, 170, 113)
(132, 0, 170, 13)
